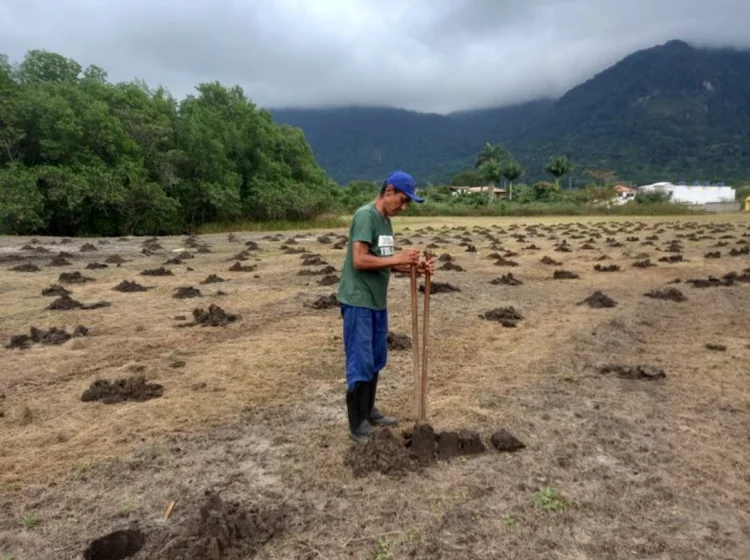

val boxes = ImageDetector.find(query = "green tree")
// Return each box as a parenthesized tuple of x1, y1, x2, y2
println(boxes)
(544, 155, 574, 186)
(451, 169, 483, 187)
(475, 142, 510, 200)
(501, 161, 524, 201)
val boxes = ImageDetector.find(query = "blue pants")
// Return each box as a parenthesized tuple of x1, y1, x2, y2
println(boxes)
(341, 304, 388, 391)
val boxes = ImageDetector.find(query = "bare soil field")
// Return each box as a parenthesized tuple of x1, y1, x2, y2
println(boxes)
(1, 214, 749, 560)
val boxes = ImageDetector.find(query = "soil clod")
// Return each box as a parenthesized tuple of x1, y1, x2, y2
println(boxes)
(645, 288, 687, 302)
(439, 262, 465, 272)
(7, 325, 88, 349)
(141, 267, 173, 276)
(10, 263, 40, 272)
(83, 528, 145, 560)
(553, 270, 580, 279)
(481, 307, 523, 327)
(599, 364, 666, 380)
(705, 343, 726, 352)
(318, 274, 339, 286)
(42, 284, 70, 297)
(344, 428, 419, 477)
(201, 274, 226, 284)
(307, 294, 338, 310)
(186, 305, 240, 327)
(386, 332, 411, 350)
(490, 429, 526, 452)
(490, 273, 522, 285)
(420, 281, 460, 294)
(81, 376, 164, 404)
(114, 280, 150, 293)
(228, 262, 256, 272)
(579, 291, 618, 308)
(174, 286, 202, 299)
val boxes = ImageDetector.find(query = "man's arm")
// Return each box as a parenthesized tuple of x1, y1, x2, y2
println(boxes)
(352, 242, 418, 270)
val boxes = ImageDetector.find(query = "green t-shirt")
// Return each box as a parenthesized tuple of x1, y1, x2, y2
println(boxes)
(337, 202, 394, 310)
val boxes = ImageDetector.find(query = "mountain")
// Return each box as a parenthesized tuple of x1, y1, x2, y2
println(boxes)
(272, 40, 750, 186)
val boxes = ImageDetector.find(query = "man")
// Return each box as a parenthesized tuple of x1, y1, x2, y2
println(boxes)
(337, 170, 435, 444)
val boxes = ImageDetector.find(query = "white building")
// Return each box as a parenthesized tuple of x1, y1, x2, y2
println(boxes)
(637, 182, 735, 204)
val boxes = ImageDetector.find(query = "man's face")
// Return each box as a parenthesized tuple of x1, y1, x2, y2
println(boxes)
(384, 187, 410, 217)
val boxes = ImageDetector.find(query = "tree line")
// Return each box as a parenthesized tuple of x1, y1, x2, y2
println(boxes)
(0, 50, 337, 235)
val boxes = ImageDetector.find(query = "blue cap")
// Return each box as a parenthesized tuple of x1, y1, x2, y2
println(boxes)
(384, 170, 424, 203)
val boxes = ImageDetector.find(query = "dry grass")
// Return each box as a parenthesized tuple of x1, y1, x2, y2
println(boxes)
(1, 215, 749, 559)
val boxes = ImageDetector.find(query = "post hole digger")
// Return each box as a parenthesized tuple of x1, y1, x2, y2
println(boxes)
(411, 251, 432, 424)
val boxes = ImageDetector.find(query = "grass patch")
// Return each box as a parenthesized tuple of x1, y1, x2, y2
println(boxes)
(401, 201, 701, 217)
(196, 215, 348, 234)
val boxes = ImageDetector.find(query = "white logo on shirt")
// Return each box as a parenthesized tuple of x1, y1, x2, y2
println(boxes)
(378, 235, 394, 256)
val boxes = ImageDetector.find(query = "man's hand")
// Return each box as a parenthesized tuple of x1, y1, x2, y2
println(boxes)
(392, 249, 420, 267)
(417, 256, 436, 275)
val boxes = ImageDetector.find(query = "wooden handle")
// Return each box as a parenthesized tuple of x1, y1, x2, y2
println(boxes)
(420, 268, 431, 423)
(410, 263, 421, 421)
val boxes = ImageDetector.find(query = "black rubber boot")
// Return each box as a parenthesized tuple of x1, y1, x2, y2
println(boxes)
(367, 372, 398, 426)
(347, 383, 372, 444)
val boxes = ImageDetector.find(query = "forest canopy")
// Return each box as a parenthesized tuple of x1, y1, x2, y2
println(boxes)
(0, 50, 337, 236)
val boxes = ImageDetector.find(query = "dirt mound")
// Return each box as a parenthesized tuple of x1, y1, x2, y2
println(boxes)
(48, 255, 72, 266)
(553, 269, 579, 279)
(105, 254, 126, 264)
(729, 246, 750, 256)
(435, 430, 486, 460)
(86, 262, 108, 270)
(579, 291, 617, 308)
(10, 263, 40, 272)
(42, 284, 70, 297)
(59, 271, 94, 284)
(186, 305, 240, 327)
(81, 376, 164, 404)
(46, 295, 110, 310)
(594, 264, 620, 272)
(439, 261, 465, 272)
(141, 267, 173, 276)
(658, 255, 684, 263)
(645, 288, 687, 302)
(481, 307, 523, 327)
(437, 253, 453, 262)
(114, 280, 150, 293)
(420, 281, 460, 294)
(174, 286, 202, 299)
(387, 332, 411, 350)
(228, 262, 256, 272)
(7, 325, 88, 349)
(599, 364, 666, 380)
(307, 294, 338, 310)
(83, 529, 145, 560)
(490, 429, 526, 452)
(494, 257, 519, 267)
(633, 259, 655, 268)
(344, 428, 420, 477)
(150, 492, 287, 560)
(705, 251, 721, 259)
(705, 343, 726, 352)
(540, 256, 561, 265)
(164, 258, 184, 265)
(201, 274, 226, 284)
(244, 240, 260, 250)
(688, 276, 733, 288)
(301, 256, 326, 266)
(318, 274, 339, 286)
(46, 295, 84, 310)
(80, 243, 98, 252)
(282, 247, 306, 254)
(580, 243, 596, 250)
(490, 273, 522, 286)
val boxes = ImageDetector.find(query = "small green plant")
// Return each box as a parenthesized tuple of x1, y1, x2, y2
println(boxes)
(536, 487, 566, 512)
(2, 553, 15, 560)
(373, 537, 392, 560)
(22, 513, 38, 529)
(504, 514, 517, 526)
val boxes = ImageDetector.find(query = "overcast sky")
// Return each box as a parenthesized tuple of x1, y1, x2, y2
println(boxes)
(1, 0, 749, 113)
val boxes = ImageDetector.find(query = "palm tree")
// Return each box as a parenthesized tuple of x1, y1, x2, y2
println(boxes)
(474, 142, 509, 201)
(501, 161, 524, 201)
(544, 155, 574, 186)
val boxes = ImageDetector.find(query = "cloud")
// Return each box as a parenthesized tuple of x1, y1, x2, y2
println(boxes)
(1, 0, 748, 113)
